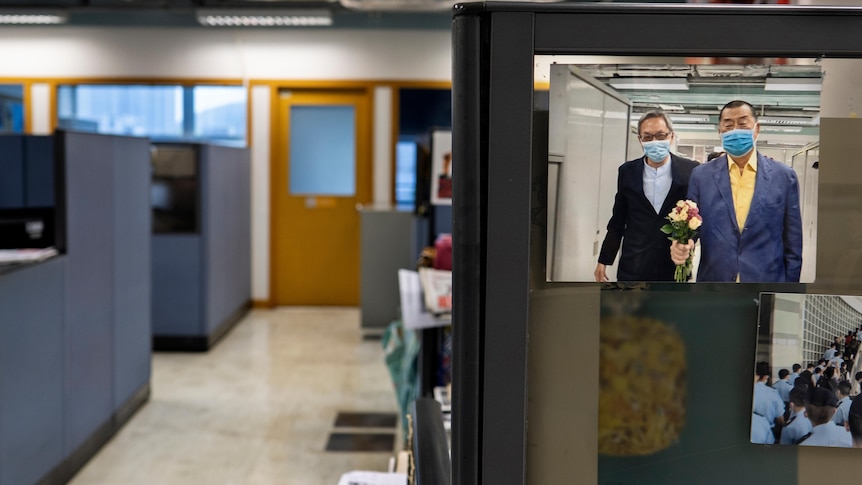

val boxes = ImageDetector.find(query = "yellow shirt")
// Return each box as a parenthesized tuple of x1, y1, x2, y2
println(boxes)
(727, 151, 757, 233)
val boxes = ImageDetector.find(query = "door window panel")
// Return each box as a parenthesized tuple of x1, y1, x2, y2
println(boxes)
(289, 105, 355, 196)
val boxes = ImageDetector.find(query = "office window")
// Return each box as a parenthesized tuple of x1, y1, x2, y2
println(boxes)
(0, 84, 24, 133)
(193, 85, 247, 143)
(395, 140, 418, 209)
(57, 84, 246, 145)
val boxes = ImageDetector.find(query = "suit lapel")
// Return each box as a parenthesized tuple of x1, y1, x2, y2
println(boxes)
(713, 155, 740, 233)
(746, 153, 771, 233)
(632, 157, 654, 210)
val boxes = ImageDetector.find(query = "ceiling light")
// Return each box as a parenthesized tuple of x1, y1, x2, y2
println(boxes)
(763, 77, 821, 92)
(196, 10, 332, 27)
(659, 104, 685, 112)
(673, 124, 717, 131)
(758, 116, 819, 126)
(340, 0, 454, 11)
(608, 78, 689, 91)
(0, 11, 68, 24)
(669, 114, 710, 123)
(759, 126, 804, 133)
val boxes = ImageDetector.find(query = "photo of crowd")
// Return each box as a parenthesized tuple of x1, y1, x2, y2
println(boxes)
(753, 319, 862, 448)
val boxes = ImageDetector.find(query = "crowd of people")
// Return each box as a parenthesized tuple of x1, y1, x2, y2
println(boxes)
(752, 331, 862, 447)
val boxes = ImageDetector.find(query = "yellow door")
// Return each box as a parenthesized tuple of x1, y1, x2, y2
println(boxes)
(272, 89, 371, 306)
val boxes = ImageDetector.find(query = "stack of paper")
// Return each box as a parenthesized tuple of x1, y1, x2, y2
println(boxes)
(0, 247, 58, 265)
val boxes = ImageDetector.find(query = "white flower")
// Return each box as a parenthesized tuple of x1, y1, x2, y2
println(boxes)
(688, 217, 702, 230)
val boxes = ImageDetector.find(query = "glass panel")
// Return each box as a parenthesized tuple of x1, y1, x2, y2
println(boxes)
(395, 140, 418, 209)
(0, 84, 24, 133)
(193, 85, 247, 145)
(289, 105, 355, 196)
(56, 84, 247, 145)
(58, 85, 184, 137)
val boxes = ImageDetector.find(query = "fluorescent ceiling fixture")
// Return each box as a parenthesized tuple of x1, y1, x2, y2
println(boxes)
(763, 77, 821, 92)
(608, 78, 689, 91)
(197, 10, 332, 27)
(0, 12, 67, 24)
(758, 116, 819, 126)
(669, 114, 710, 123)
(658, 104, 685, 112)
(759, 126, 803, 133)
(673, 124, 717, 131)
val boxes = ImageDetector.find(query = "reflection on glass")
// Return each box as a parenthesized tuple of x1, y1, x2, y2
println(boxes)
(193, 85, 247, 144)
(395, 140, 418, 209)
(545, 59, 822, 284)
(58, 85, 184, 137)
(0, 84, 24, 133)
(753, 293, 862, 448)
(56, 84, 247, 145)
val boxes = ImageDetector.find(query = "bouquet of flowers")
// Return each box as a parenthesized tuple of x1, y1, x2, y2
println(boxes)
(660, 200, 702, 283)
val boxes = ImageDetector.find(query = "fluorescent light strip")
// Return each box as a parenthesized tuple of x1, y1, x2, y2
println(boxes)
(673, 124, 716, 131)
(669, 114, 710, 123)
(758, 117, 818, 126)
(608, 78, 689, 91)
(763, 77, 821, 92)
(0, 13, 67, 24)
(197, 10, 332, 27)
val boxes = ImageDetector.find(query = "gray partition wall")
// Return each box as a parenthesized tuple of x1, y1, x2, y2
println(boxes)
(360, 208, 416, 330)
(152, 143, 251, 350)
(451, 4, 862, 484)
(62, 131, 152, 456)
(0, 258, 65, 485)
(201, 144, 252, 338)
(0, 131, 151, 485)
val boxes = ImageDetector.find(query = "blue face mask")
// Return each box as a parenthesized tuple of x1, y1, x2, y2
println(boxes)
(642, 140, 671, 163)
(721, 129, 755, 157)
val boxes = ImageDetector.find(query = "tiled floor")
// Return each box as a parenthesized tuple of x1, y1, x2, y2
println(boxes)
(69, 307, 402, 485)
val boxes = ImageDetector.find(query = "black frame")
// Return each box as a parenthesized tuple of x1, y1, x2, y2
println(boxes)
(451, 3, 862, 484)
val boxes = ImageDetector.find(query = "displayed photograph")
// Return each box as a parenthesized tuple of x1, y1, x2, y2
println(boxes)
(596, 288, 797, 484)
(751, 293, 862, 449)
(430, 129, 452, 206)
(546, 59, 822, 284)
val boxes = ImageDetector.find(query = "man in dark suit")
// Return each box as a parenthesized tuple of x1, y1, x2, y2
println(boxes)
(594, 111, 699, 282)
(671, 100, 802, 282)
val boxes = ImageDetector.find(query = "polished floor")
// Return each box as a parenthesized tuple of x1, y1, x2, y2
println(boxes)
(69, 307, 402, 485)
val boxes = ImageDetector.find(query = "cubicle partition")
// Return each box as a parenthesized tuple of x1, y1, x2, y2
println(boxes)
(0, 131, 152, 485)
(452, 3, 862, 484)
(151, 142, 251, 351)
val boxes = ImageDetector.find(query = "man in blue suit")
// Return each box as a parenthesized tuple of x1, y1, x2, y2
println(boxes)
(671, 100, 802, 282)
(595, 110, 699, 282)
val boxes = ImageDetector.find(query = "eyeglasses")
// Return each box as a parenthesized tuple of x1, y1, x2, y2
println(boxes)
(639, 132, 672, 142)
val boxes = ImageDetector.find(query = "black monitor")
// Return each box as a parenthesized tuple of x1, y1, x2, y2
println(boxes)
(452, 3, 862, 484)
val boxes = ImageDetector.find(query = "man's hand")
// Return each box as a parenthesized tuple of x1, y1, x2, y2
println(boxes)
(594, 263, 609, 282)
(670, 240, 694, 265)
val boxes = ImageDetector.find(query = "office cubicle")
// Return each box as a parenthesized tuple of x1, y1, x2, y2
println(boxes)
(151, 142, 251, 351)
(0, 131, 151, 485)
(452, 3, 862, 484)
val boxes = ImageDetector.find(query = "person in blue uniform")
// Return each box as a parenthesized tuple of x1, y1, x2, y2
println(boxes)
(798, 387, 852, 447)
(833, 380, 853, 426)
(752, 361, 784, 443)
(780, 387, 812, 445)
